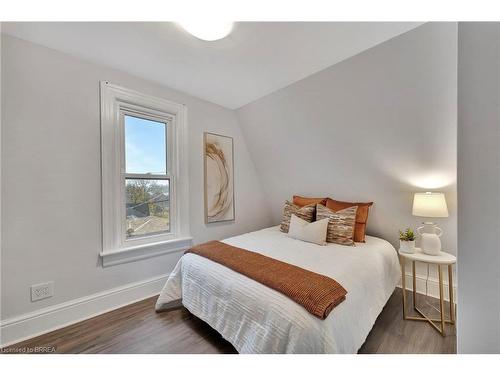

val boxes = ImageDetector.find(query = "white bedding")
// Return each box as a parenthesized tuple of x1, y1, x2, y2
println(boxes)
(155, 226, 400, 354)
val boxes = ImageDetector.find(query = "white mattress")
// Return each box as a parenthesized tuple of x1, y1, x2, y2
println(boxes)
(156, 226, 400, 353)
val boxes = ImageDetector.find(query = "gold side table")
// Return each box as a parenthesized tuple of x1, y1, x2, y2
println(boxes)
(398, 248, 456, 336)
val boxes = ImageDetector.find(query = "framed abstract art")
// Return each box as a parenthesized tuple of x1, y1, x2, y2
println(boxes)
(204, 132, 235, 223)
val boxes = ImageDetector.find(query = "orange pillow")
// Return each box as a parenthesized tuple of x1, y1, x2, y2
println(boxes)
(293, 195, 327, 207)
(325, 198, 373, 242)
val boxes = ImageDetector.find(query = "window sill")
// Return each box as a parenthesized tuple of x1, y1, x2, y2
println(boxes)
(100, 236, 193, 267)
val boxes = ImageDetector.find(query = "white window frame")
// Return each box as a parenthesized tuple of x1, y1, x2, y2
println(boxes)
(120, 109, 173, 243)
(99, 82, 191, 267)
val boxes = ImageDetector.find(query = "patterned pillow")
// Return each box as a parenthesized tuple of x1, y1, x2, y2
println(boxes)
(280, 201, 315, 233)
(316, 204, 358, 246)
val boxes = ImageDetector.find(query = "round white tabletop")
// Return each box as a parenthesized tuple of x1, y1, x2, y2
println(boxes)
(398, 248, 456, 265)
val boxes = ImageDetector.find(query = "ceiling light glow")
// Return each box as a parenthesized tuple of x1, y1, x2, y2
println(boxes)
(178, 21, 234, 41)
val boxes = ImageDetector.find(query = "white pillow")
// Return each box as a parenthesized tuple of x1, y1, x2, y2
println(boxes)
(287, 214, 329, 245)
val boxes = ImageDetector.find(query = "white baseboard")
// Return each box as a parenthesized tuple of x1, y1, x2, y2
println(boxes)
(0, 273, 169, 348)
(398, 272, 457, 302)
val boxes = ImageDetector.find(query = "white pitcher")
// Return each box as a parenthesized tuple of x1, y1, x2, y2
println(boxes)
(417, 222, 442, 255)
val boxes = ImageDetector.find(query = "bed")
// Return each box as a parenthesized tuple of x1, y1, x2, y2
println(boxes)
(155, 226, 401, 354)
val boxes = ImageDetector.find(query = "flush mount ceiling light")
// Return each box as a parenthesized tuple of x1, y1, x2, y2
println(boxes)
(178, 21, 234, 41)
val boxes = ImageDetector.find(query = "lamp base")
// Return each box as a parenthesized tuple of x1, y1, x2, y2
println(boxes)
(417, 222, 443, 256)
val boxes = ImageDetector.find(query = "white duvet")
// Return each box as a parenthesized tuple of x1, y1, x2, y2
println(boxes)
(156, 226, 400, 354)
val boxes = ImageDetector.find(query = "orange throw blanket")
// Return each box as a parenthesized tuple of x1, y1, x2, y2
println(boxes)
(186, 241, 347, 319)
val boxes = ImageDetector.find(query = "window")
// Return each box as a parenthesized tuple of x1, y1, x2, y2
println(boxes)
(100, 82, 191, 266)
(124, 114, 170, 239)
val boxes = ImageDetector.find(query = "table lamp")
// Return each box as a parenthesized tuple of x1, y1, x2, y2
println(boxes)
(412, 192, 449, 255)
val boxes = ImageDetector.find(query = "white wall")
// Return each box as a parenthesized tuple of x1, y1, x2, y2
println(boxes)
(237, 23, 457, 283)
(0, 35, 270, 323)
(457, 22, 500, 354)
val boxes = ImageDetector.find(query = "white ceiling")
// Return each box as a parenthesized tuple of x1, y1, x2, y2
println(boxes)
(2, 22, 423, 109)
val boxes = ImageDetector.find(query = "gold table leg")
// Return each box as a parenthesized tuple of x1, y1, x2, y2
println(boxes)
(412, 261, 417, 311)
(400, 259, 454, 336)
(401, 258, 407, 319)
(448, 264, 455, 324)
(438, 265, 446, 336)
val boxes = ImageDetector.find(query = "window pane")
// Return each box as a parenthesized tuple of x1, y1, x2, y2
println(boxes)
(125, 179, 170, 238)
(124, 115, 167, 174)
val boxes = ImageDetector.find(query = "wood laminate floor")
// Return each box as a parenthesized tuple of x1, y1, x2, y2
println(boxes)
(4, 288, 456, 354)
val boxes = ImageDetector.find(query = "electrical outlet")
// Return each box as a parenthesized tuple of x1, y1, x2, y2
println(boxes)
(31, 282, 54, 302)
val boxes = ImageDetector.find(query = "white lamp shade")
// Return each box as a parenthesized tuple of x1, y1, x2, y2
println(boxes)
(412, 192, 449, 218)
